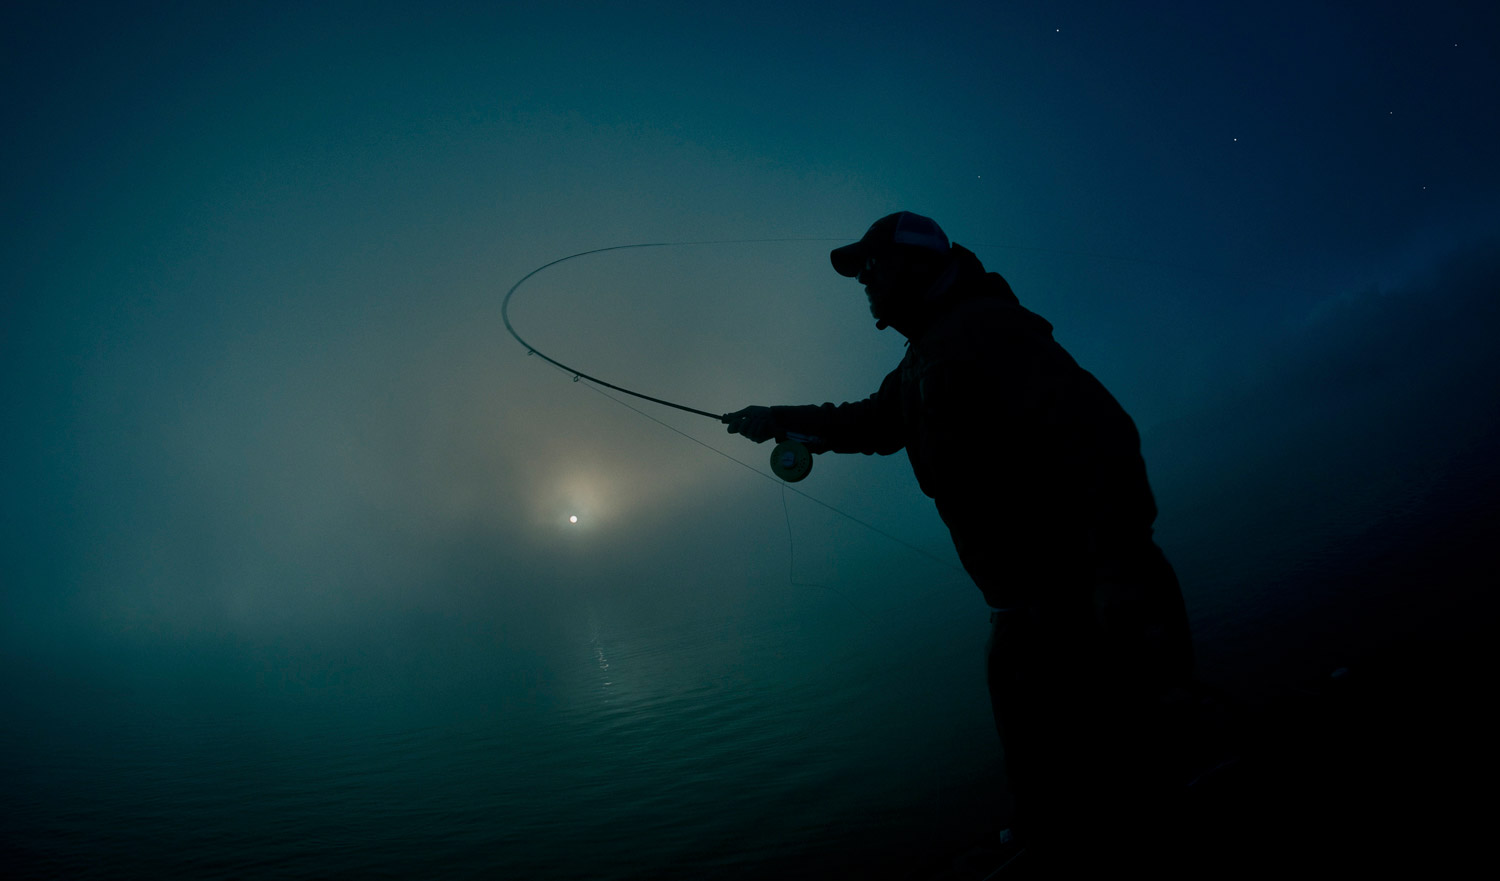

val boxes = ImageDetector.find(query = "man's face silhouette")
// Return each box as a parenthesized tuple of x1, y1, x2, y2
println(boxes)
(858, 251, 930, 329)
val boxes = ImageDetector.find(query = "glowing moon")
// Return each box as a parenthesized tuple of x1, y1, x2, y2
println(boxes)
(569, 515, 578, 524)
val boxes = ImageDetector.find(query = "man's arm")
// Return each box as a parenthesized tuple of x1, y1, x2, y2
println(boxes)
(724, 364, 906, 456)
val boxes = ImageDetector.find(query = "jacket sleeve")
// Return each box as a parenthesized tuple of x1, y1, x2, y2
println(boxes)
(767, 363, 906, 456)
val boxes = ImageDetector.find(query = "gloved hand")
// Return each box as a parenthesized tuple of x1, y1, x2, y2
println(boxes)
(723, 406, 780, 443)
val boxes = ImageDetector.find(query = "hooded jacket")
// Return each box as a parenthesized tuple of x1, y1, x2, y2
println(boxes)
(771, 245, 1160, 609)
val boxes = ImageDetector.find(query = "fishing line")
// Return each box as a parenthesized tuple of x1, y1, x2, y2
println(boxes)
(779, 482, 878, 623)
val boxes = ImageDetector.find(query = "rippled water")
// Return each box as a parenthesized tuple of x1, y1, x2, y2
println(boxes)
(2, 585, 1006, 879)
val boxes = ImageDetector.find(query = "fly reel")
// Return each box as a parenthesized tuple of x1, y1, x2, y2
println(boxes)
(770, 439, 813, 482)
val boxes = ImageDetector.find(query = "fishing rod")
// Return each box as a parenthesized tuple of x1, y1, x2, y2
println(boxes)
(500, 242, 727, 420)
(501, 239, 822, 481)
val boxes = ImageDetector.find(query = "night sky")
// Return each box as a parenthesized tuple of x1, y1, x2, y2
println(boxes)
(3, 2, 1499, 870)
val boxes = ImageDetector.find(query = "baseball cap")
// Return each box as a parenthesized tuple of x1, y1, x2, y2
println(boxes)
(830, 211, 950, 277)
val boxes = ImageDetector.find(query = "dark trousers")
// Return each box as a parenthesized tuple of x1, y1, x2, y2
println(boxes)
(985, 543, 1193, 853)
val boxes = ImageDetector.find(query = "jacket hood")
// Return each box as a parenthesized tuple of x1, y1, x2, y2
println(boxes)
(932, 243, 1019, 307)
(902, 243, 1051, 339)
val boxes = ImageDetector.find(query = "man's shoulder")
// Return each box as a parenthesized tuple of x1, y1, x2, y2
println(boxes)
(927, 295, 1053, 346)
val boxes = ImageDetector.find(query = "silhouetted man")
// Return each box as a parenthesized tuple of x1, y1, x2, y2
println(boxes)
(725, 212, 1193, 857)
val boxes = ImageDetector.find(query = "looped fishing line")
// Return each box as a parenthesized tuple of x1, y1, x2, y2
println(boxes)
(779, 483, 877, 623)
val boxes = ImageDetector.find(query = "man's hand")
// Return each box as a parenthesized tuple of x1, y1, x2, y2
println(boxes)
(723, 406, 780, 443)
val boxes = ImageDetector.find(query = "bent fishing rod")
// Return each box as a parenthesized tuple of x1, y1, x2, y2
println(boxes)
(501, 240, 819, 481)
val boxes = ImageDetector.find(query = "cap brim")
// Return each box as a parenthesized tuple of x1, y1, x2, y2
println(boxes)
(830, 242, 864, 277)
